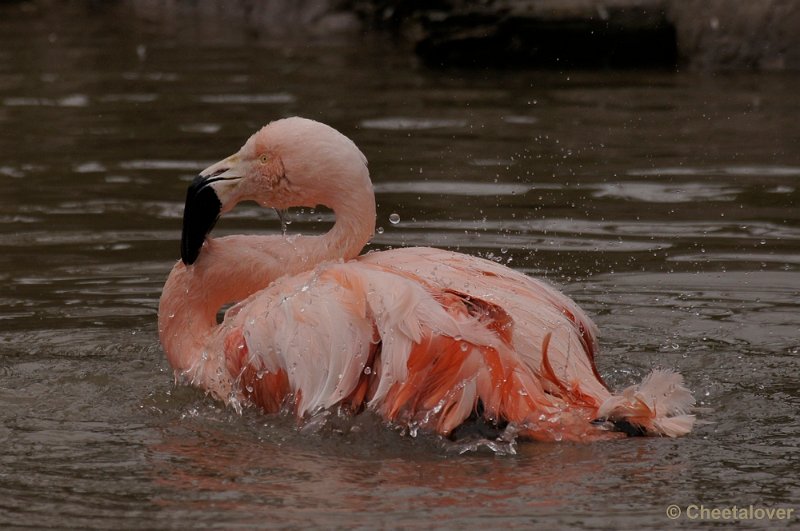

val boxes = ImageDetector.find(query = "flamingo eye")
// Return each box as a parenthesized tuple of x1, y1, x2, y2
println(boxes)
(259, 154, 269, 164)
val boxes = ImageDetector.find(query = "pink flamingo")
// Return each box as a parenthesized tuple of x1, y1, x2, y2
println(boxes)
(159, 117, 695, 442)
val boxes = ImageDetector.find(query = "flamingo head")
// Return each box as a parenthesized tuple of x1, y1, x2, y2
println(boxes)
(181, 117, 369, 265)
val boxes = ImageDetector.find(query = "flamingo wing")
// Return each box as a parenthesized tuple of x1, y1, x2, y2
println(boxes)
(210, 260, 615, 442)
(360, 248, 696, 437)
(359, 247, 611, 403)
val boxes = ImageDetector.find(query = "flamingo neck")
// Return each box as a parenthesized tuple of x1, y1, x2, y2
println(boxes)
(158, 237, 279, 376)
(296, 175, 376, 265)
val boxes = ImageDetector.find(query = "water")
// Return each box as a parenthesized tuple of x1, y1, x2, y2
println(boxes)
(1, 5, 799, 529)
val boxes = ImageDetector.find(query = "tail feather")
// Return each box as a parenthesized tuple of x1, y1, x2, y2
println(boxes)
(597, 369, 696, 437)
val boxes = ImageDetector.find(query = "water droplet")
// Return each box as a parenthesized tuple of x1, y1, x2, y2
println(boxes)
(389, 213, 400, 224)
(363, 367, 372, 375)
(376, 226, 384, 234)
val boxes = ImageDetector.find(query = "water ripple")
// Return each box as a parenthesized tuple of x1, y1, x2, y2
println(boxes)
(668, 252, 800, 265)
(374, 180, 533, 196)
(198, 93, 295, 104)
(373, 230, 668, 252)
(628, 166, 800, 177)
(3, 94, 89, 107)
(592, 182, 742, 202)
(119, 160, 207, 171)
(179, 123, 222, 134)
(360, 117, 468, 130)
(98, 94, 159, 103)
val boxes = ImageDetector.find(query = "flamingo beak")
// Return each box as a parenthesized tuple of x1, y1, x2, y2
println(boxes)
(181, 174, 222, 265)
(181, 154, 244, 264)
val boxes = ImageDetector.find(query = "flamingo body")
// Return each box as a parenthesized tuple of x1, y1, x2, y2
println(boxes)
(159, 117, 695, 442)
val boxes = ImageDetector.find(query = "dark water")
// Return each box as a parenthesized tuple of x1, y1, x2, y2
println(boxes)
(1, 4, 798, 529)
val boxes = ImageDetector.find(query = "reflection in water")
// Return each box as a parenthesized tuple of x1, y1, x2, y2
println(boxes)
(149, 411, 691, 527)
(0, 3, 798, 528)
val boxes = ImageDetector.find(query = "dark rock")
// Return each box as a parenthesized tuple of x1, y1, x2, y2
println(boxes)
(667, 0, 800, 70)
(355, 0, 800, 70)
(356, 0, 679, 68)
(423, 2, 677, 68)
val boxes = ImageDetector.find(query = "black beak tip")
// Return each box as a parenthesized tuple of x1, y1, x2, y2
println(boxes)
(180, 175, 222, 265)
(180, 242, 201, 266)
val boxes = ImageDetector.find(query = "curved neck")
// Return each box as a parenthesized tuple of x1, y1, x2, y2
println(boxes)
(306, 182, 376, 265)
(160, 163, 377, 376)
(159, 236, 280, 374)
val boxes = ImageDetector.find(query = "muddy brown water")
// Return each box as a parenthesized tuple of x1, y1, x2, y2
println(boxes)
(0, 5, 798, 529)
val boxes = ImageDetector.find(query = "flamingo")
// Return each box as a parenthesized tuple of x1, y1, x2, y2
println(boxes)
(158, 117, 695, 442)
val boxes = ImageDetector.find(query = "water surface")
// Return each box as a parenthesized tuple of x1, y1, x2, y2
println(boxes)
(0, 5, 798, 529)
